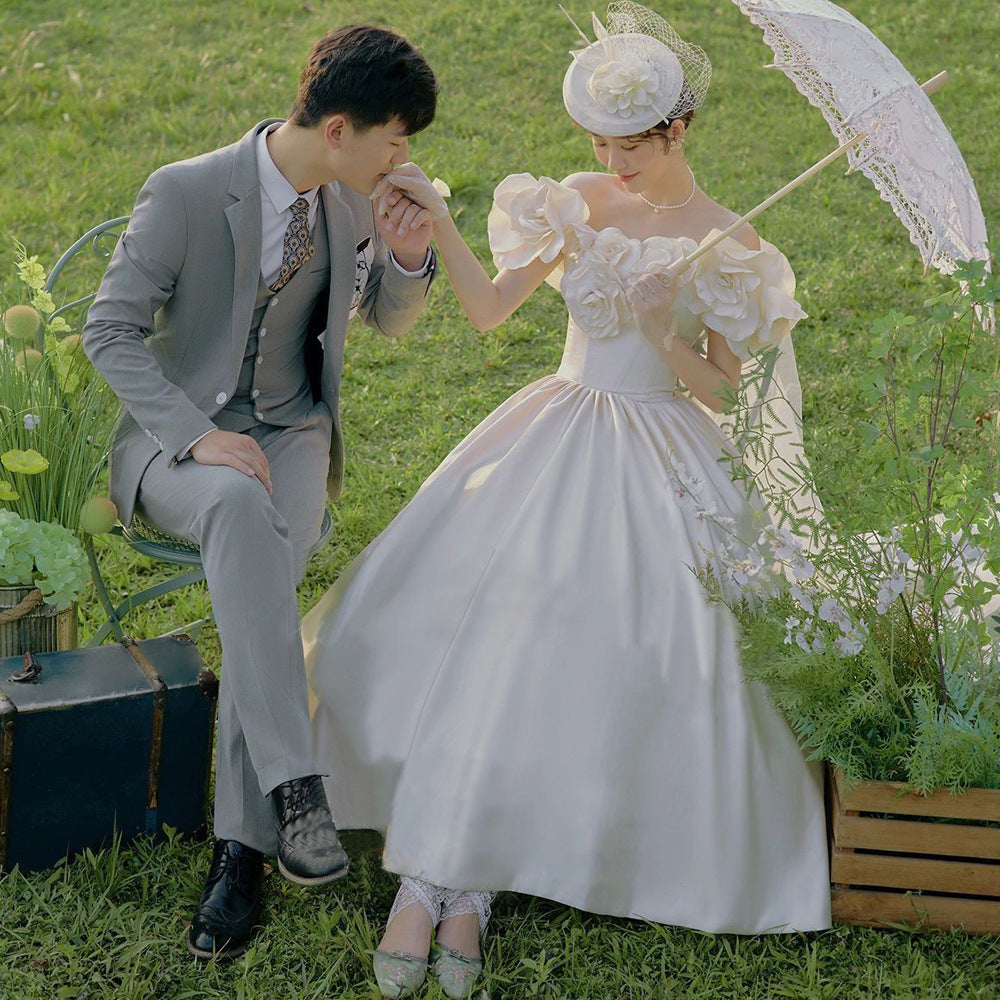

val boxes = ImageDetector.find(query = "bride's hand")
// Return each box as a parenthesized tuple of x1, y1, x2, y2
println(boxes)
(626, 265, 682, 350)
(373, 163, 450, 222)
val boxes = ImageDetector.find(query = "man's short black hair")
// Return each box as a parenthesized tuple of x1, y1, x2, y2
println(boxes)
(289, 25, 438, 135)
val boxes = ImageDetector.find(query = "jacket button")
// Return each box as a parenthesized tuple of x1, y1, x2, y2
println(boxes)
(216, 392, 228, 404)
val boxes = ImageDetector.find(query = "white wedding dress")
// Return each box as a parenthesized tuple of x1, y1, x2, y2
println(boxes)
(303, 175, 831, 934)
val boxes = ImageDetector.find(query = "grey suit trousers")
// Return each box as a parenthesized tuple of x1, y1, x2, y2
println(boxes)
(136, 402, 333, 853)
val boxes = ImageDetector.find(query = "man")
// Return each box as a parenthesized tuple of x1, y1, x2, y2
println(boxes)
(83, 25, 438, 959)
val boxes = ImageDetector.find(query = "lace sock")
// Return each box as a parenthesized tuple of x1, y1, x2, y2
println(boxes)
(387, 875, 447, 930)
(439, 889, 495, 936)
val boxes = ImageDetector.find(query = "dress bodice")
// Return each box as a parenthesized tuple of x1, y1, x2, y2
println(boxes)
(553, 224, 706, 396)
(556, 314, 678, 396)
(487, 173, 806, 397)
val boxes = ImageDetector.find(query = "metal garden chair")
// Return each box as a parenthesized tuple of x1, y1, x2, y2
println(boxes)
(44, 219, 333, 647)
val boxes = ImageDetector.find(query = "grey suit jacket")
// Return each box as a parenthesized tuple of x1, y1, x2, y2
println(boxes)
(83, 120, 434, 525)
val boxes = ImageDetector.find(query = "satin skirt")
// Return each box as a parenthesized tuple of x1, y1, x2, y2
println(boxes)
(304, 374, 831, 934)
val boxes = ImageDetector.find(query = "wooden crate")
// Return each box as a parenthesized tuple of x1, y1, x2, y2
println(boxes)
(828, 767, 1000, 934)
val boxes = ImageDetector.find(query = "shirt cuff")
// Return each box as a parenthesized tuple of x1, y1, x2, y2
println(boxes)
(176, 429, 215, 463)
(390, 247, 433, 277)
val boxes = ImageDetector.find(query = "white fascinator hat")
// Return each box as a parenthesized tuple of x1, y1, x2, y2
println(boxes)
(562, 1, 712, 136)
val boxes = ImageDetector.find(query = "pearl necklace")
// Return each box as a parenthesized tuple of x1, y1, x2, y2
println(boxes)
(636, 166, 697, 212)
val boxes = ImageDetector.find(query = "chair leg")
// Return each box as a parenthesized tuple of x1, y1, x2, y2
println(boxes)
(85, 537, 209, 646)
(85, 536, 127, 645)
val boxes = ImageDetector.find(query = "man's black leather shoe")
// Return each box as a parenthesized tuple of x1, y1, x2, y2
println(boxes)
(186, 839, 264, 960)
(271, 774, 349, 886)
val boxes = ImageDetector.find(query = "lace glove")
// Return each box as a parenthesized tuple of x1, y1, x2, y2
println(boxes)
(625, 264, 684, 349)
(373, 163, 450, 221)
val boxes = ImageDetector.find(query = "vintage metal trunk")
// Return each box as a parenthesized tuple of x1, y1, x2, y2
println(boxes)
(0, 634, 217, 874)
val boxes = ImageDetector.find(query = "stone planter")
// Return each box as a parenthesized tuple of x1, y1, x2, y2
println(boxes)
(0, 585, 78, 657)
(828, 766, 1000, 934)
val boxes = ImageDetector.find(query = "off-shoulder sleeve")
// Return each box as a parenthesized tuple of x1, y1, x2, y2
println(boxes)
(674, 231, 807, 361)
(487, 173, 590, 271)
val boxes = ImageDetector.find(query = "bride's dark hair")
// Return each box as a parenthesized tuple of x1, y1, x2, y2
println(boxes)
(629, 110, 696, 148)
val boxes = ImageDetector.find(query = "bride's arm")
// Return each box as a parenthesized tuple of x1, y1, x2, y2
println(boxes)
(663, 333, 741, 413)
(632, 223, 759, 412)
(375, 166, 559, 333)
(429, 213, 558, 332)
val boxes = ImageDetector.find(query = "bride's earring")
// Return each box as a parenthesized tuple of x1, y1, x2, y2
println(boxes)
(373, 876, 446, 998)
(431, 890, 495, 999)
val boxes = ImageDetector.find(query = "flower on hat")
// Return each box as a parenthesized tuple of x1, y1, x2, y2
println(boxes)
(587, 52, 665, 120)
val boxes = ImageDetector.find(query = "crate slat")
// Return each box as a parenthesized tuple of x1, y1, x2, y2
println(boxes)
(833, 811, 1000, 860)
(831, 847, 1000, 897)
(832, 888, 1000, 934)
(835, 769, 1000, 821)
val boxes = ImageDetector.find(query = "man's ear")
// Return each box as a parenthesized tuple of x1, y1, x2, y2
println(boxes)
(324, 114, 349, 150)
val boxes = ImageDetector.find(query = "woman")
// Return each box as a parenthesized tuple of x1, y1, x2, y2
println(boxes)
(303, 4, 830, 996)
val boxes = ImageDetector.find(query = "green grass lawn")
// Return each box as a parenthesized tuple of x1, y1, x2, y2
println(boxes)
(2, 0, 1000, 996)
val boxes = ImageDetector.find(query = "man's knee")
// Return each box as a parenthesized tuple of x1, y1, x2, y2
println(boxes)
(198, 468, 282, 531)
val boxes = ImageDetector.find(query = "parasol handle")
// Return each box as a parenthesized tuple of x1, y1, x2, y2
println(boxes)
(921, 70, 951, 96)
(680, 72, 950, 265)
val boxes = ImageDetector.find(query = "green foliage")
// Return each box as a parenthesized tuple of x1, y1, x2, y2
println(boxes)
(740, 598, 1000, 791)
(0, 508, 90, 608)
(0, 242, 117, 608)
(715, 263, 1000, 791)
(0, 245, 116, 530)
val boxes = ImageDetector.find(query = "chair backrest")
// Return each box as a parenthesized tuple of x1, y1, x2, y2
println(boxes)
(39, 217, 129, 351)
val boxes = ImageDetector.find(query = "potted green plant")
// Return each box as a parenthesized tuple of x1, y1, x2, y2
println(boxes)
(1, 243, 117, 655)
(679, 248, 1000, 931)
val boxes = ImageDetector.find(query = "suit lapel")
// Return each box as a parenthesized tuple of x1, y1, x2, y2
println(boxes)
(318, 183, 356, 388)
(225, 124, 269, 357)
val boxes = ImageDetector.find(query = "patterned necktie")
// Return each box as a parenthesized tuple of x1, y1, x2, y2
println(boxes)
(270, 197, 315, 293)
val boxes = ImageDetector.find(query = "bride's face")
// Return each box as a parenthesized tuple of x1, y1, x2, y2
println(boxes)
(591, 133, 674, 194)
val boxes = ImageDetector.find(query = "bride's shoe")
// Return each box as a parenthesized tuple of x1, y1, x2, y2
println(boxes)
(373, 876, 445, 998)
(372, 950, 427, 999)
(431, 890, 494, 999)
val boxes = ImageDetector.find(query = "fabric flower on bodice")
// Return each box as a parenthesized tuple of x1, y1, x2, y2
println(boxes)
(563, 228, 644, 339)
(488, 174, 590, 271)
(675, 232, 807, 360)
(586, 52, 667, 121)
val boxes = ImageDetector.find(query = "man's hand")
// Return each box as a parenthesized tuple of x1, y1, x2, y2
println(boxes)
(190, 429, 272, 495)
(374, 191, 432, 270)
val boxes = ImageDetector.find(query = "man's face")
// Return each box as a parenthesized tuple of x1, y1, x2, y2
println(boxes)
(336, 118, 411, 196)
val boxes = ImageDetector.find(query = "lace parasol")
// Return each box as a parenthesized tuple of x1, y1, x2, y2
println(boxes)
(687, 0, 990, 280)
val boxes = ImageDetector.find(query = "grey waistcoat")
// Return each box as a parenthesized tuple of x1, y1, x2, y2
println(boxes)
(217, 203, 331, 432)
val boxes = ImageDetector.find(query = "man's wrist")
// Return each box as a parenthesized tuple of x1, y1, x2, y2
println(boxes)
(390, 246, 433, 275)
